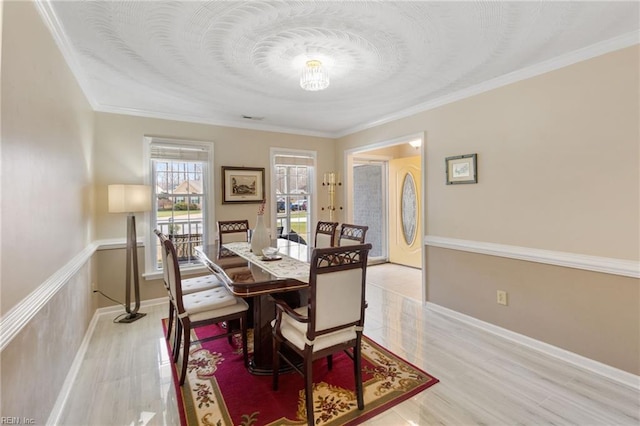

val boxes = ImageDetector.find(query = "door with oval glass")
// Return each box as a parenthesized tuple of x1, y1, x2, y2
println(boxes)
(389, 156, 421, 267)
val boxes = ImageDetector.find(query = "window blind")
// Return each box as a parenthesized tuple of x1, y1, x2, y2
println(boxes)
(150, 141, 210, 162)
(274, 154, 314, 167)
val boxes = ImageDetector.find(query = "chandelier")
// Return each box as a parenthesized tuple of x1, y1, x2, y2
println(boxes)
(300, 60, 329, 91)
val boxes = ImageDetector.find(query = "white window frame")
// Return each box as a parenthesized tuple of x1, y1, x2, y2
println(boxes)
(270, 148, 317, 243)
(143, 136, 215, 279)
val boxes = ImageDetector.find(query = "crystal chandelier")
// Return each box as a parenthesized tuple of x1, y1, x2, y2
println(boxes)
(300, 60, 329, 91)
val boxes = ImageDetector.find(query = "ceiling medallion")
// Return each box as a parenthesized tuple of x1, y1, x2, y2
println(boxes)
(300, 60, 330, 91)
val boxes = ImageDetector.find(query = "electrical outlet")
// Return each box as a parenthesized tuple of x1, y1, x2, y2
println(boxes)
(91, 282, 97, 292)
(497, 290, 508, 306)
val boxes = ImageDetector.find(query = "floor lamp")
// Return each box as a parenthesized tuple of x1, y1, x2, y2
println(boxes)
(108, 184, 152, 323)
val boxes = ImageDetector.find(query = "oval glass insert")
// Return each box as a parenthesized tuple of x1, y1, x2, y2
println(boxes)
(401, 172, 417, 245)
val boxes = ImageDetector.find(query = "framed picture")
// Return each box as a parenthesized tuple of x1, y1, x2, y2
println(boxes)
(446, 154, 477, 185)
(222, 166, 265, 203)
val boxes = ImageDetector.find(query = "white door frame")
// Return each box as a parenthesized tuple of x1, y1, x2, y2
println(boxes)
(343, 131, 426, 303)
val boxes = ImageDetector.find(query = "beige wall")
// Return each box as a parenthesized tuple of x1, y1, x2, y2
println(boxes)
(92, 112, 334, 304)
(428, 247, 639, 374)
(95, 246, 167, 309)
(1, 1, 95, 314)
(337, 46, 640, 374)
(2, 4, 639, 424)
(94, 112, 334, 239)
(1, 1, 96, 421)
(424, 47, 639, 260)
(338, 46, 639, 260)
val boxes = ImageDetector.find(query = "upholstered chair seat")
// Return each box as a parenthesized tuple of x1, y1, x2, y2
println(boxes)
(155, 230, 226, 345)
(182, 274, 225, 294)
(275, 306, 357, 352)
(161, 234, 249, 385)
(182, 287, 247, 321)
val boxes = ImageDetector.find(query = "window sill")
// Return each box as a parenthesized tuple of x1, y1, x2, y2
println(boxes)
(143, 265, 209, 281)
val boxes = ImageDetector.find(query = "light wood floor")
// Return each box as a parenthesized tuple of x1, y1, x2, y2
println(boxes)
(58, 263, 639, 425)
(367, 262, 422, 301)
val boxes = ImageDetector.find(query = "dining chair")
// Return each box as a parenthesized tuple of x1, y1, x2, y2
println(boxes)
(154, 229, 225, 351)
(338, 223, 369, 246)
(271, 243, 372, 426)
(218, 219, 250, 245)
(314, 221, 338, 248)
(162, 236, 249, 385)
(217, 219, 251, 266)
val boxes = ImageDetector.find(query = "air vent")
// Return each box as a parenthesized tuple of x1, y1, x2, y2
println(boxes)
(242, 115, 264, 121)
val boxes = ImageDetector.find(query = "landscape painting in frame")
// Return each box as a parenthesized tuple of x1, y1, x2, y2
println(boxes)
(222, 166, 265, 203)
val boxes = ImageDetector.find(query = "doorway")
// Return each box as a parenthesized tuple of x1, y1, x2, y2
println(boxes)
(345, 133, 425, 300)
(352, 159, 387, 263)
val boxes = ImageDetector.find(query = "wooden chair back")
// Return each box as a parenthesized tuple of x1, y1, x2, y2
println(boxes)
(314, 221, 338, 248)
(217, 220, 250, 245)
(161, 236, 186, 314)
(338, 223, 369, 246)
(154, 229, 170, 290)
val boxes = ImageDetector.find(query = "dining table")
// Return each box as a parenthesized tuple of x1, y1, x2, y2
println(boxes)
(195, 239, 312, 375)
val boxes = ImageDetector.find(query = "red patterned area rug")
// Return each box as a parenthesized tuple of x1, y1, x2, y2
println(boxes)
(164, 321, 438, 426)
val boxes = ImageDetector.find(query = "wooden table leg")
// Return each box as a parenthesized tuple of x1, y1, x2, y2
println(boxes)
(247, 290, 306, 375)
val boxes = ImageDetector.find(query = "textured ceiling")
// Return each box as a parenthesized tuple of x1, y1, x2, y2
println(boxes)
(40, 1, 639, 137)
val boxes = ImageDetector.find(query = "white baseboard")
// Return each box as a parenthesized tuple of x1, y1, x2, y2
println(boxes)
(0, 239, 155, 352)
(427, 302, 640, 391)
(93, 296, 169, 316)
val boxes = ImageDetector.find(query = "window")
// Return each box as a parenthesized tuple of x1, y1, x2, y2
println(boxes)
(271, 149, 316, 245)
(144, 137, 214, 275)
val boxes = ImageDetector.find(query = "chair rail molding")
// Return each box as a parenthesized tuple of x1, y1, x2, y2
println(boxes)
(0, 238, 149, 352)
(0, 242, 99, 352)
(425, 235, 640, 279)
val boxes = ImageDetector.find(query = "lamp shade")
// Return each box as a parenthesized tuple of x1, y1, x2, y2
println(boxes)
(108, 184, 151, 213)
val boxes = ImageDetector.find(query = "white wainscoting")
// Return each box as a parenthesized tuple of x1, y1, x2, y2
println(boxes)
(0, 239, 148, 352)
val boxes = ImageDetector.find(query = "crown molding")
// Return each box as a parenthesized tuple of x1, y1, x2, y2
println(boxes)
(337, 31, 640, 137)
(94, 105, 335, 138)
(34, 0, 99, 110)
(35, 1, 639, 139)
